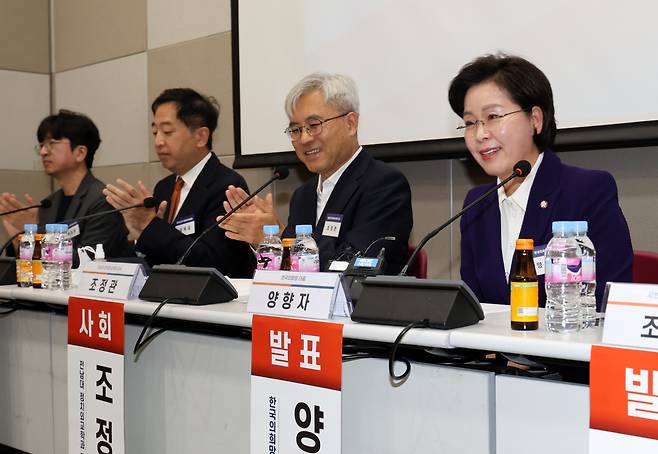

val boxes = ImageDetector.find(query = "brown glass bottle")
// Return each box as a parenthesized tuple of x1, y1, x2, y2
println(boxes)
(510, 238, 539, 330)
(32, 234, 43, 289)
(280, 238, 294, 271)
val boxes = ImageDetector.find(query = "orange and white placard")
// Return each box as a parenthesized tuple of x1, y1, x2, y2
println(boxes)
(68, 296, 125, 454)
(250, 315, 343, 453)
(590, 345, 658, 451)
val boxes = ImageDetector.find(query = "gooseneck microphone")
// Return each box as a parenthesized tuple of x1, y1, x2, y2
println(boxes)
(399, 160, 531, 276)
(0, 198, 52, 216)
(0, 199, 52, 256)
(175, 167, 289, 266)
(0, 197, 157, 257)
(361, 236, 397, 257)
(60, 197, 157, 226)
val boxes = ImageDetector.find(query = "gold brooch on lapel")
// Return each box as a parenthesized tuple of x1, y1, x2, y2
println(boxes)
(540, 200, 549, 209)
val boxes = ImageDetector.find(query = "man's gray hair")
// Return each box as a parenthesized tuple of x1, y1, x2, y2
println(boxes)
(284, 72, 360, 119)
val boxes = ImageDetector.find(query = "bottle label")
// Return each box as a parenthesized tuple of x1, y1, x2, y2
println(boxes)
(32, 260, 43, 285)
(581, 256, 596, 281)
(52, 245, 73, 262)
(510, 281, 539, 322)
(16, 259, 32, 285)
(19, 245, 35, 260)
(545, 257, 582, 283)
(290, 254, 320, 272)
(41, 245, 52, 261)
(257, 252, 282, 270)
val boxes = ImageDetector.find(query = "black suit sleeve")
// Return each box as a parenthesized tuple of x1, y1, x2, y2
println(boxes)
(284, 166, 413, 274)
(329, 170, 412, 274)
(136, 174, 256, 278)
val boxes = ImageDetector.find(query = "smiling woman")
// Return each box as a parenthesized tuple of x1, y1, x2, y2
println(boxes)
(450, 54, 633, 310)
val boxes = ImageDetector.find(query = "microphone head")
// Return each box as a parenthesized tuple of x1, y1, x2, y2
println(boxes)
(274, 167, 289, 180)
(514, 160, 532, 177)
(142, 197, 158, 209)
(40, 199, 53, 209)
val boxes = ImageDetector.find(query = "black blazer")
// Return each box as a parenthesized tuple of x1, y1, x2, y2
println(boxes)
(136, 153, 256, 278)
(282, 150, 413, 274)
(39, 171, 134, 265)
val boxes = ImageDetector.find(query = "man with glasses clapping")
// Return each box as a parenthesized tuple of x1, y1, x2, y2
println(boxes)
(220, 73, 413, 274)
(0, 110, 134, 263)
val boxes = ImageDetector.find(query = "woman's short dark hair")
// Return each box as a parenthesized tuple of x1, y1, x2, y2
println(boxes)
(448, 53, 557, 150)
(37, 109, 101, 169)
(151, 88, 220, 150)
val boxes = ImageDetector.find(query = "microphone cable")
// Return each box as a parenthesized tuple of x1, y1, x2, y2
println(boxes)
(388, 319, 430, 382)
(132, 297, 185, 356)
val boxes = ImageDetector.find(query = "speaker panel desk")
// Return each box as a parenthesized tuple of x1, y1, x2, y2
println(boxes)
(0, 283, 597, 453)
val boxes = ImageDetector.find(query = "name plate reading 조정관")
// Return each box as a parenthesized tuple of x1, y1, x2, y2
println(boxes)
(248, 270, 351, 320)
(77, 261, 148, 301)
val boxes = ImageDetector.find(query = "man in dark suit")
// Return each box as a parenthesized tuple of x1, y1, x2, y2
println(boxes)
(221, 73, 413, 274)
(0, 110, 133, 264)
(103, 88, 255, 278)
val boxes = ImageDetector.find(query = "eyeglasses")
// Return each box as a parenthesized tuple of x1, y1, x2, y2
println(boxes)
(34, 139, 70, 155)
(456, 109, 529, 134)
(284, 112, 350, 141)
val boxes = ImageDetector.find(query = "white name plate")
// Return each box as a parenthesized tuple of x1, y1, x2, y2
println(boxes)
(248, 270, 351, 320)
(602, 282, 658, 349)
(76, 262, 148, 301)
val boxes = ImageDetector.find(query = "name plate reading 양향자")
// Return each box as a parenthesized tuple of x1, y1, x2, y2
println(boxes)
(247, 270, 351, 320)
(77, 261, 148, 301)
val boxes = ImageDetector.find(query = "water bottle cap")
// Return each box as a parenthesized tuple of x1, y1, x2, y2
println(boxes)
(574, 221, 588, 235)
(515, 238, 534, 250)
(24, 224, 38, 232)
(282, 238, 295, 247)
(262, 224, 280, 235)
(45, 223, 56, 231)
(552, 221, 577, 235)
(295, 224, 313, 235)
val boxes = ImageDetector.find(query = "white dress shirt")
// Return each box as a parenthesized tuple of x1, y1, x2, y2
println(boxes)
(315, 146, 362, 224)
(172, 152, 212, 221)
(498, 152, 544, 281)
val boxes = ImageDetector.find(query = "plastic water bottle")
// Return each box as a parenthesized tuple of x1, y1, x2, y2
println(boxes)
(17, 224, 38, 287)
(53, 224, 73, 290)
(545, 221, 582, 333)
(574, 221, 596, 328)
(256, 225, 283, 270)
(41, 224, 56, 290)
(290, 225, 320, 272)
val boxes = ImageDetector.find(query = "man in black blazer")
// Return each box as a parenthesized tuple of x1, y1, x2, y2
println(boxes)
(104, 88, 255, 278)
(0, 110, 133, 265)
(221, 73, 413, 274)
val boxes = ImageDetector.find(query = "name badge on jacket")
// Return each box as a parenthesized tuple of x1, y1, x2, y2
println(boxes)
(533, 244, 546, 276)
(175, 215, 195, 235)
(322, 213, 343, 238)
(67, 222, 81, 239)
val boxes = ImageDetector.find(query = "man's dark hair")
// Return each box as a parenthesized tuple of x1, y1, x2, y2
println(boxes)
(448, 53, 557, 150)
(151, 88, 220, 150)
(36, 109, 101, 168)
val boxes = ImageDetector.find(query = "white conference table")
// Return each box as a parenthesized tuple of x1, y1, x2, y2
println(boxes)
(0, 281, 597, 454)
